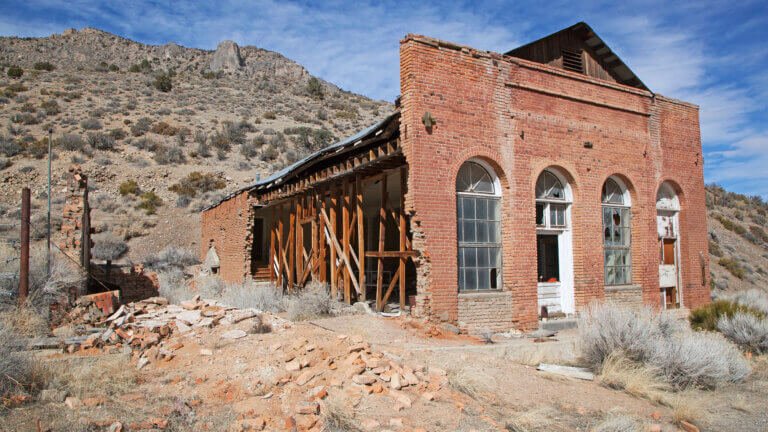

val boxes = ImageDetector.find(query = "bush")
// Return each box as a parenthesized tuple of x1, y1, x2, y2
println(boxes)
(132, 137, 158, 152)
(157, 268, 187, 304)
(718, 312, 768, 354)
(6, 65, 23, 78)
(108, 64, 119, 72)
(240, 137, 261, 159)
(732, 289, 768, 315)
(33, 61, 55, 71)
(109, 128, 127, 141)
(143, 246, 199, 270)
(153, 145, 185, 165)
(131, 117, 153, 136)
(80, 117, 102, 130)
(40, 99, 60, 115)
(0, 321, 37, 396)
(708, 238, 723, 257)
(92, 233, 128, 261)
(286, 283, 336, 321)
(137, 191, 162, 215)
(86, 132, 116, 150)
(169, 171, 226, 197)
(263, 111, 277, 120)
(689, 299, 762, 331)
(0, 134, 23, 157)
(118, 180, 141, 196)
(222, 120, 246, 145)
(580, 302, 749, 389)
(750, 225, 768, 244)
(153, 74, 172, 92)
(219, 281, 284, 312)
(306, 76, 324, 99)
(718, 257, 745, 279)
(54, 134, 84, 152)
(151, 121, 178, 136)
(715, 214, 747, 235)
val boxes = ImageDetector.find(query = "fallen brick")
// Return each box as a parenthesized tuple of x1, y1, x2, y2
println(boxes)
(296, 401, 320, 415)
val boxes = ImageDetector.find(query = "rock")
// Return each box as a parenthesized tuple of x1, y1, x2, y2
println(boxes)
(361, 418, 380, 430)
(296, 401, 320, 415)
(137, 358, 149, 370)
(390, 373, 402, 390)
(64, 396, 82, 409)
(202, 305, 224, 317)
(679, 421, 699, 432)
(440, 323, 460, 334)
(388, 390, 411, 408)
(222, 329, 247, 339)
(200, 349, 213, 356)
(211, 40, 243, 72)
(180, 301, 198, 310)
(40, 389, 67, 402)
(352, 302, 375, 315)
(353, 374, 377, 385)
(107, 422, 123, 432)
(175, 321, 192, 334)
(403, 371, 419, 386)
(177, 310, 201, 325)
(286, 359, 301, 371)
(309, 386, 327, 400)
(421, 392, 435, 401)
(295, 369, 317, 386)
(389, 418, 403, 427)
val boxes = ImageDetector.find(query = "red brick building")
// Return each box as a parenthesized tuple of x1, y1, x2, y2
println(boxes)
(202, 23, 710, 332)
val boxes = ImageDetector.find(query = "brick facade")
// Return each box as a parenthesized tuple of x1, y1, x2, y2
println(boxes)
(200, 192, 255, 284)
(399, 34, 709, 331)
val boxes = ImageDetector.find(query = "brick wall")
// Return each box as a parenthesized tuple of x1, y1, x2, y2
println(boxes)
(399, 34, 709, 331)
(604, 286, 644, 308)
(200, 192, 254, 284)
(92, 265, 159, 303)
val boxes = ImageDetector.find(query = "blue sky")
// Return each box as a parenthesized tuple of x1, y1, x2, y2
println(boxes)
(2, 0, 767, 198)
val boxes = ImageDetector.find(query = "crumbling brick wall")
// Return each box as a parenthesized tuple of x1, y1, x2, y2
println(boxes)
(399, 34, 709, 331)
(200, 192, 254, 284)
(59, 164, 90, 293)
(91, 265, 160, 303)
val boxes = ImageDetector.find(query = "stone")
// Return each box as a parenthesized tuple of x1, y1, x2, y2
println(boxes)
(372, 382, 383, 393)
(403, 371, 419, 386)
(421, 392, 435, 401)
(211, 40, 243, 72)
(40, 389, 67, 402)
(64, 396, 82, 409)
(200, 349, 213, 356)
(389, 418, 403, 427)
(295, 370, 317, 386)
(286, 359, 301, 371)
(107, 422, 123, 432)
(222, 329, 247, 339)
(390, 373, 402, 390)
(296, 401, 320, 415)
(361, 418, 380, 430)
(177, 310, 201, 325)
(389, 390, 411, 408)
(679, 421, 699, 432)
(353, 374, 377, 385)
(308, 386, 327, 400)
(137, 358, 149, 370)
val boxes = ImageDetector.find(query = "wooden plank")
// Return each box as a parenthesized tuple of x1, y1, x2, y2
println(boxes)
(537, 364, 595, 381)
(318, 185, 327, 283)
(356, 175, 366, 302)
(399, 166, 407, 310)
(296, 195, 303, 288)
(329, 186, 338, 298)
(269, 206, 276, 283)
(288, 200, 296, 292)
(365, 251, 418, 258)
(277, 204, 284, 288)
(319, 208, 361, 295)
(343, 179, 351, 304)
(380, 263, 401, 306)
(376, 175, 387, 312)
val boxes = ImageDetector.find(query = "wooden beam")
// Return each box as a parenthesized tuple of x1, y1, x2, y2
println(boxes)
(288, 200, 296, 292)
(295, 195, 303, 289)
(356, 175, 366, 302)
(399, 166, 407, 311)
(329, 186, 338, 299)
(319, 208, 361, 295)
(277, 204, 284, 289)
(380, 263, 401, 306)
(376, 174, 387, 312)
(342, 179, 351, 304)
(318, 185, 327, 283)
(269, 206, 276, 283)
(365, 251, 418, 258)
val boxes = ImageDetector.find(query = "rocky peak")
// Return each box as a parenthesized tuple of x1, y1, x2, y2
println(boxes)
(211, 40, 243, 72)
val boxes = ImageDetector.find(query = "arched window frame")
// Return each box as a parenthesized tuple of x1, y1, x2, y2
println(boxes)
(535, 169, 571, 229)
(456, 159, 502, 291)
(602, 176, 632, 286)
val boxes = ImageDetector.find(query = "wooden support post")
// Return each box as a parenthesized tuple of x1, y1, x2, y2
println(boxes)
(329, 186, 338, 299)
(288, 200, 296, 292)
(342, 179, 351, 304)
(399, 167, 407, 310)
(319, 186, 327, 283)
(277, 204, 284, 289)
(356, 175, 366, 302)
(269, 206, 276, 283)
(19, 187, 30, 305)
(311, 190, 319, 281)
(376, 175, 387, 312)
(296, 195, 303, 288)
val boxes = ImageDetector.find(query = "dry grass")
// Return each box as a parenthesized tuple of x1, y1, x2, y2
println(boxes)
(592, 411, 643, 432)
(323, 399, 363, 432)
(728, 394, 752, 413)
(446, 366, 496, 400)
(40, 354, 137, 398)
(598, 352, 672, 405)
(504, 344, 580, 367)
(669, 391, 711, 427)
(505, 405, 567, 432)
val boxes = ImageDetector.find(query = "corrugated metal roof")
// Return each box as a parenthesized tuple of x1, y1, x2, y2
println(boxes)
(203, 112, 399, 211)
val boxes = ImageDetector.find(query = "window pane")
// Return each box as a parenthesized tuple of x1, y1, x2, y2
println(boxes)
(536, 203, 545, 226)
(476, 198, 488, 220)
(490, 199, 500, 219)
(458, 269, 465, 290)
(463, 198, 475, 220)
(605, 267, 615, 285)
(463, 221, 475, 243)
(489, 222, 500, 243)
(478, 247, 490, 267)
(457, 220, 463, 242)
(457, 197, 463, 219)
(490, 268, 499, 289)
(603, 208, 611, 227)
(478, 268, 491, 290)
(477, 221, 489, 242)
(604, 227, 611, 244)
(550, 204, 566, 227)
(491, 247, 502, 267)
(465, 247, 477, 267)
(458, 248, 464, 267)
(474, 173, 494, 194)
(465, 269, 477, 290)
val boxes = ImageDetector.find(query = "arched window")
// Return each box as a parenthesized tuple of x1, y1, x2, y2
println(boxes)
(535, 170, 568, 228)
(456, 160, 502, 290)
(602, 177, 632, 285)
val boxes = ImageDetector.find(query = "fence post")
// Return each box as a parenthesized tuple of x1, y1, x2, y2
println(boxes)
(19, 187, 30, 304)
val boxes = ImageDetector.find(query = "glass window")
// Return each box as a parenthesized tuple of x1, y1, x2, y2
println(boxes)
(457, 161, 502, 291)
(535, 170, 570, 229)
(602, 178, 632, 285)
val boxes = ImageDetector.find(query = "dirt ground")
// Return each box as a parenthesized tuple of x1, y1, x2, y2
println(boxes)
(2, 313, 767, 432)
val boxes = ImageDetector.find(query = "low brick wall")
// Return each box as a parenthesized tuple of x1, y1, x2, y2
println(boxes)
(457, 291, 516, 335)
(92, 265, 160, 304)
(604, 285, 644, 308)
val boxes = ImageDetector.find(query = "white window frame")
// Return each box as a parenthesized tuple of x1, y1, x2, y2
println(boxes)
(535, 170, 571, 231)
(602, 176, 632, 286)
(456, 159, 503, 291)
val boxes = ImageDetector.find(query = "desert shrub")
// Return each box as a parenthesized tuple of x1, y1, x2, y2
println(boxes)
(153, 145, 186, 165)
(446, 366, 496, 400)
(750, 225, 768, 244)
(6, 65, 23, 78)
(718, 312, 768, 354)
(240, 137, 262, 159)
(0, 321, 37, 396)
(580, 302, 749, 389)
(591, 412, 642, 432)
(33, 61, 55, 71)
(109, 64, 119, 72)
(151, 121, 178, 136)
(157, 268, 188, 304)
(209, 132, 231, 151)
(196, 140, 211, 158)
(11, 112, 40, 125)
(54, 133, 85, 152)
(132, 136, 158, 151)
(169, 171, 226, 197)
(263, 111, 277, 120)
(92, 233, 128, 261)
(41, 354, 136, 399)
(219, 281, 284, 312)
(175, 195, 191, 208)
(119, 180, 140, 196)
(109, 128, 127, 141)
(305, 76, 324, 99)
(718, 257, 745, 279)
(40, 99, 60, 115)
(732, 289, 768, 315)
(143, 246, 199, 270)
(197, 276, 226, 299)
(708, 238, 723, 257)
(30, 212, 62, 239)
(86, 132, 116, 150)
(136, 191, 162, 215)
(0, 134, 23, 157)
(714, 214, 747, 235)
(27, 138, 49, 159)
(222, 120, 246, 145)
(689, 300, 762, 331)
(153, 73, 172, 92)
(286, 283, 336, 321)
(80, 117, 102, 130)
(260, 143, 279, 161)
(201, 71, 218, 79)
(131, 117, 153, 136)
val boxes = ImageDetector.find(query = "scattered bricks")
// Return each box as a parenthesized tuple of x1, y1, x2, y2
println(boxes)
(65, 397, 82, 409)
(284, 353, 296, 362)
(82, 397, 107, 406)
(421, 392, 436, 401)
(201, 305, 224, 317)
(388, 390, 412, 408)
(299, 358, 311, 369)
(371, 366, 387, 375)
(365, 358, 388, 369)
(426, 380, 441, 392)
(360, 419, 380, 430)
(284, 417, 297, 431)
(650, 413, 661, 420)
(347, 343, 367, 353)
(347, 364, 366, 378)
(147, 417, 168, 429)
(222, 329, 247, 339)
(286, 360, 301, 371)
(329, 376, 344, 388)
(296, 415, 317, 430)
(680, 421, 699, 432)
(390, 373, 402, 390)
(372, 382, 384, 394)
(344, 352, 361, 365)
(305, 344, 316, 352)
(296, 401, 320, 415)
(136, 358, 149, 370)
(403, 370, 419, 386)
(308, 386, 328, 400)
(353, 374, 377, 385)
(189, 399, 202, 407)
(170, 342, 184, 350)
(295, 370, 317, 386)
(389, 418, 404, 427)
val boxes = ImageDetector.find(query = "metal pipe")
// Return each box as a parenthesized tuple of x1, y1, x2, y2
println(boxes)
(19, 187, 30, 304)
(47, 127, 52, 276)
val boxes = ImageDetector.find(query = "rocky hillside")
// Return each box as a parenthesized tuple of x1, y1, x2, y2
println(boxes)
(706, 185, 768, 297)
(0, 28, 393, 262)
